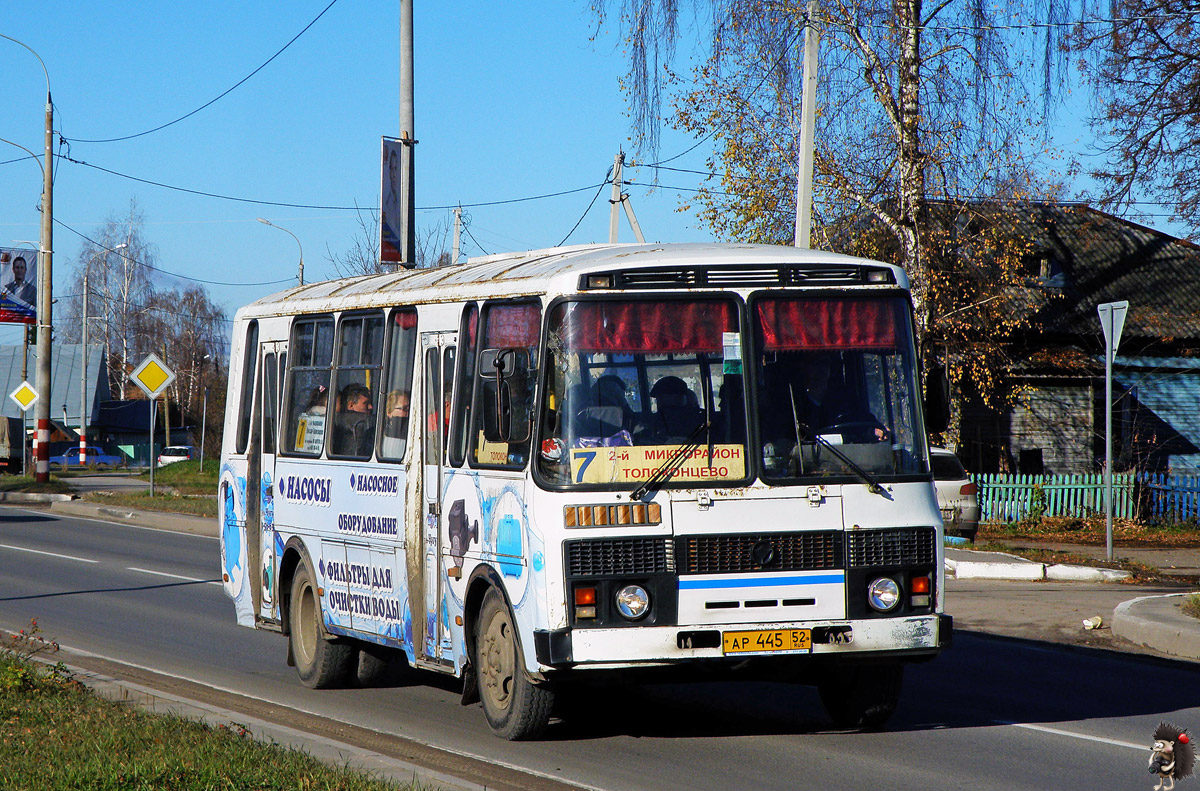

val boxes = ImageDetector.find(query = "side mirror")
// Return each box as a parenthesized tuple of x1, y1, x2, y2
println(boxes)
(924, 363, 950, 434)
(480, 348, 530, 443)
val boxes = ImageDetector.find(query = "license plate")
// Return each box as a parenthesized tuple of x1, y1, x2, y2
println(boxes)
(722, 628, 811, 655)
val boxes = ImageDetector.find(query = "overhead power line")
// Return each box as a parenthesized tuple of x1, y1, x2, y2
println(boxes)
(59, 154, 609, 212)
(56, 220, 295, 287)
(63, 0, 343, 144)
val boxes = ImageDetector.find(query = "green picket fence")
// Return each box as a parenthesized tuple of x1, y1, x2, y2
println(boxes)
(973, 472, 1137, 522)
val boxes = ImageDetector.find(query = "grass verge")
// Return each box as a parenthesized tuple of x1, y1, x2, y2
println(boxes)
(138, 459, 219, 495)
(1, 620, 412, 791)
(1183, 593, 1200, 620)
(0, 475, 74, 495)
(979, 514, 1200, 547)
(82, 490, 216, 519)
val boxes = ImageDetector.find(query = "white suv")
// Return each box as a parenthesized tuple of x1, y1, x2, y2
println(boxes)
(157, 445, 196, 467)
(930, 448, 980, 542)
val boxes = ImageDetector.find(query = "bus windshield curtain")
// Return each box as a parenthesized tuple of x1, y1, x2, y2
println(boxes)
(486, 303, 540, 346)
(756, 297, 898, 351)
(563, 300, 734, 353)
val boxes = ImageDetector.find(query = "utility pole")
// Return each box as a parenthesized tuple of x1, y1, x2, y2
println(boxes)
(608, 151, 646, 244)
(398, 0, 417, 266)
(80, 272, 88, 464)
(794, 0, 820, 249)
(452, 205, 462, 265)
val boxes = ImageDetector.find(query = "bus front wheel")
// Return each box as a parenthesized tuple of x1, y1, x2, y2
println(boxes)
(816, 662, 903, 730)
(289, 562, 353, 689)
(474, 588, 554, 740)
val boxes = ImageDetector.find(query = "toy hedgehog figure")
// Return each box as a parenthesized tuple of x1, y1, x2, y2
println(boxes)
(1149, 721, 1194, 791)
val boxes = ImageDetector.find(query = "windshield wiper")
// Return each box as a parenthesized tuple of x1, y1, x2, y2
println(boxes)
(788, 384, 885, 496)
(630, 419, 712, 502)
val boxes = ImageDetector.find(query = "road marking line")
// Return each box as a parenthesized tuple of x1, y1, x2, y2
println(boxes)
(126, 567, 221, 586)
(0, 542, 98, 564)
(1002, 721, 1145, 750)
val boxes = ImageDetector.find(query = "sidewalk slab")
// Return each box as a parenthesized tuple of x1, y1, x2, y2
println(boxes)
(48, 499, 217, 538)
(1113, 593, 1200, 662)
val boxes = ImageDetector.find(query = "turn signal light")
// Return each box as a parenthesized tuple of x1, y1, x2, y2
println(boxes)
(910, 574, 931, 608)
(574, 587, 598, 620)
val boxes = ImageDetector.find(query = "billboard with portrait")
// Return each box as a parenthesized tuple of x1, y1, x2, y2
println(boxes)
(380, 137, 404, 266)
(0, 248, 36, 324)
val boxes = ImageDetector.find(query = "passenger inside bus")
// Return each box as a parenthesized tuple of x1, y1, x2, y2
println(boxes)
(334, 382, 375, 456)
(303, 385, 328, 415)
(381, 390, 410, 457)
(642, 375, 705, 443)
(764, 352, 887, 447)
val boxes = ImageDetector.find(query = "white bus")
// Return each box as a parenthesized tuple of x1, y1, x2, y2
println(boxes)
(219, 242, 951, 740)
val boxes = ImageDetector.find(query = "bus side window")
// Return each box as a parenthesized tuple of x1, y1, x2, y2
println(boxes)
(283, 316, 334, 456)
(235, 321, 259, 454)
(330, 312, 384, 459)
(448, 304, 477, 468)
(471, 301, 541, 468)
(262, 352, 277, 455)
(379, 308, 417, 462)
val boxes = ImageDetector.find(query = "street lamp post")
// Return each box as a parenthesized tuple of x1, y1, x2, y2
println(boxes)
(81, 243, 126, 464)
(2, 34, 56, 482)
(257, 218, 304, 286)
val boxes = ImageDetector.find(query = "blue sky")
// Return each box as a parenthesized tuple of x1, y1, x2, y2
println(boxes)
(0, 2, 1187, 352)
(0, 1, 715, 346)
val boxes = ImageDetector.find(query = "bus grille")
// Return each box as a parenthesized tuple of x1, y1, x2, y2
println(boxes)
(847, 528, 936, 567)
(565, 537, 675, 577)
(678, 531, 843, 574)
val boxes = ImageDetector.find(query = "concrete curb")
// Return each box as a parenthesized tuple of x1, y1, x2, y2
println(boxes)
(945, 556, 1132, 582)
(0, 491, 75, 503)
(1113, 593, 1200, 661)
(46, 656, 482, 791)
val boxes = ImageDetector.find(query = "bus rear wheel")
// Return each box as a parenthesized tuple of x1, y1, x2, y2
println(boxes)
(289, 562, 353, 688)
(474, 588, 554, 740)
(817, 662, 903, 730)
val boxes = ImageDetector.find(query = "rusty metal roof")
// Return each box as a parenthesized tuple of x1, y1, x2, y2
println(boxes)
(234, 242, 905, 320)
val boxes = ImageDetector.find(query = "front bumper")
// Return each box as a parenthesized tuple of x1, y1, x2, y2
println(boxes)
(534, 613, 951, 669)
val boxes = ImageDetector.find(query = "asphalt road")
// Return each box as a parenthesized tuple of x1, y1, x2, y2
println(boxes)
(1, 504, 1196, 791)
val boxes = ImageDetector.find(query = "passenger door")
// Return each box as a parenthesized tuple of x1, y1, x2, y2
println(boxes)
(255, 341, 286, 622)
(419, 331, 456, 666)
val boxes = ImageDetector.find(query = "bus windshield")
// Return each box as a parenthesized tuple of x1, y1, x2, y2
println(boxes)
(753, 294, 926, 481)
(537, 293, 927, 488)
(538, 297, 748, 487)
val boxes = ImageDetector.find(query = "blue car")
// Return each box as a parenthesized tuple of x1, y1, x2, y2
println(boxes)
(48, 447, 125, 470)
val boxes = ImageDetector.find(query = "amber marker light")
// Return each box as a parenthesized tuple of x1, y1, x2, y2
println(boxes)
(910, 574, 932, 608)
(574, 586, 597, 620)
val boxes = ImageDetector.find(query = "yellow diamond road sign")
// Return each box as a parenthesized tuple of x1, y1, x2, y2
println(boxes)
(9, 381, 38, 412)
(132, 353, 176, 398)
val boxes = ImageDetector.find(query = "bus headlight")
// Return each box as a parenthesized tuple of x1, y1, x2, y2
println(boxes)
(867, 577, 900, 612)
(615, 584, 650, 620)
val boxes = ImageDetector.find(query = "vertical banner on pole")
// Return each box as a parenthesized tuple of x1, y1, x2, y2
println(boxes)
(1097, 300, 1128, 560)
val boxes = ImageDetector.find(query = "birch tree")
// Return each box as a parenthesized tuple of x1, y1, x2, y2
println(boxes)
(594, 0, 1072, 411)
(1075, 0, 1200, 233)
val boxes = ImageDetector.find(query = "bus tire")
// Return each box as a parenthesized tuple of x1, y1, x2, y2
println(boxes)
(817, 662, 903, 730)
(289, 562, 353, 689)
(474, 588, 554, 740)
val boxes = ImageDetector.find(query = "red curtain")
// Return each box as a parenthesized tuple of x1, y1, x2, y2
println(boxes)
(394, 309, 417, 329)
(485, 302, 541, 347)
(757, 298, 898, 350)
(565, 300, 734, 353)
